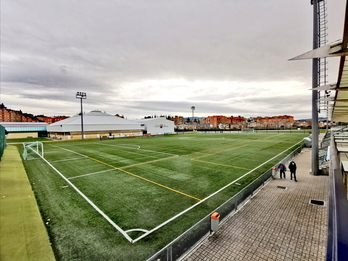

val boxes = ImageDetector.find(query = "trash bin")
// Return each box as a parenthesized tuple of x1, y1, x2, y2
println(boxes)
(210, 212, 220, 232)
(303, 137, 312, 148)
(272, 167, 277, 177)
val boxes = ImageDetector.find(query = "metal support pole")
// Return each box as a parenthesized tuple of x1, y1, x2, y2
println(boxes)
(76, 92, 87, 140)
(311, 0, 319, 175)
(80, 98, 84, 139)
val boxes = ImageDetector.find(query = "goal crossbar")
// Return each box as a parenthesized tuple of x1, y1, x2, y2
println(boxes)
(22, 141, 44, 160)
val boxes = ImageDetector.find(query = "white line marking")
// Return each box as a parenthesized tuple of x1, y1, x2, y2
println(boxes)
(131, 140, 304, 243)
(95, 143, 177, 157)
(68, 169, 117, 180)
(28, 147, 133, 243)
(51, 156, 88, 163)
(119, 155, 179, 169)
(49, 145, 179, 179)
(91, 143, 140, 150)
(51, 146, 88, 157)
(111, 148, 168, 160)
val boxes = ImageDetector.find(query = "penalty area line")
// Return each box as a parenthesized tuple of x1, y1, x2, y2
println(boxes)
(86, 156, 201, 201)
(68, 169, 117, 180)
(118, 168, 201, 201)
(29, 149, 133, 243)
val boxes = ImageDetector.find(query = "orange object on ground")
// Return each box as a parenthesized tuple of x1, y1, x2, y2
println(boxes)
(211, 212, 220, 220)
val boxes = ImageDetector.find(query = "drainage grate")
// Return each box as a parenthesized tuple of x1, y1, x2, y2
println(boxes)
(310, 199, 325, 206)
(277, 186, 287, 189)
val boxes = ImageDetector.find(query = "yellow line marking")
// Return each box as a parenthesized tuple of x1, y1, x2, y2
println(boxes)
(87, 157, 201, 201)
(117, 168, 202, 201)
(49, 145, 201, 201)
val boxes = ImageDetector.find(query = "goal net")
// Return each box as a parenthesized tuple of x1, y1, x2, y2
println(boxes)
(241, 128, 255, 133)
(22, 141, 44, 160)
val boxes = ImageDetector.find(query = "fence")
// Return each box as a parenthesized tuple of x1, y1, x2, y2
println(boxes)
(0, 125, 7, 161)
(147, 143, 304, 261)
(326, 131, 348, 261)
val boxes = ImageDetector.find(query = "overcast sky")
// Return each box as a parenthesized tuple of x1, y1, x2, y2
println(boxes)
(0, 0, 346, 120)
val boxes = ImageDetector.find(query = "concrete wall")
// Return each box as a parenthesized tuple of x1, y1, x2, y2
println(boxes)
(7, 132, 38, 139)
(49, 130, 142, 140)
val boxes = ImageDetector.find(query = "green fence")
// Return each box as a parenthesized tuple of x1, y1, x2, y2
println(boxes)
(0, 125, 7, 161)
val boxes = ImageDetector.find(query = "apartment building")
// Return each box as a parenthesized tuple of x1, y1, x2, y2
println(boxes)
(251, 115, 295, 128)
(0, 103, 39, 122)
(0, 104, 67, 123)
(202, 115, 246, 128)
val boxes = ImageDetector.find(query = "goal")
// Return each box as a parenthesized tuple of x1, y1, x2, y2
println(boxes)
(241, 128, 255, 133)
(22, 141, 44, 160)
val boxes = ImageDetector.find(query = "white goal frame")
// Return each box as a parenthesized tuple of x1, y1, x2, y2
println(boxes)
(22, 141, 44, 160)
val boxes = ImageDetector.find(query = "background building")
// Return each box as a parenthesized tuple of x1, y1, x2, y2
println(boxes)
(0, 103, 67, 124)
(47, 110, 143, 140)
(0, 122, 48, 139)
(136, 117, 175, 135)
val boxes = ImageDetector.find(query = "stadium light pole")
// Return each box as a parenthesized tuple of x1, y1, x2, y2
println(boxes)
(76, 92, 87, 139)
(191, 106, 195, 119)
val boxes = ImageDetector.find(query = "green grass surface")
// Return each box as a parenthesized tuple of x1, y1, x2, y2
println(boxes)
(22, 132, 307, 260)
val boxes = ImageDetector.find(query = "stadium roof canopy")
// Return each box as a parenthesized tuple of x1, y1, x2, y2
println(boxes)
(47, 110, 143, 132)
(290, 3, 348, 123)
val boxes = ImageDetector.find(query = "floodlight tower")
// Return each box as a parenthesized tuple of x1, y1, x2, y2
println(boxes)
(191, 106, 195, 119)
(311, 0, 327, 175)
(76, 92, 87, 139)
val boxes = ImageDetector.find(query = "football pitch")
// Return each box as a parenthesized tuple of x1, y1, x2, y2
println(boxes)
(22, 132, 308, 260)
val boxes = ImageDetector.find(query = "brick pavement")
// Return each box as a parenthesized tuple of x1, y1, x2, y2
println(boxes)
(184, 148, 329, 261)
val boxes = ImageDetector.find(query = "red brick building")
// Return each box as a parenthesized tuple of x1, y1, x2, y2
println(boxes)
(251, 115, 295, 128)
(202, 115, 246, 128)
(0, 103, 67, 123)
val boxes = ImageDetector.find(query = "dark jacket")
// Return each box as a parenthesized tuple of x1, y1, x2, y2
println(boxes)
(288, 161, 297, 171)
(278, 163, 286, 171)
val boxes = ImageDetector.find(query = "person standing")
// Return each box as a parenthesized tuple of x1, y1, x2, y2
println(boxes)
(288, 161, 297, 182)
(277, 162, 286, 179)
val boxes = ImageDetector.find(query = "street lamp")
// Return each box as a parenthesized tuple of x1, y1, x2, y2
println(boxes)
(76, 92, 87, 139)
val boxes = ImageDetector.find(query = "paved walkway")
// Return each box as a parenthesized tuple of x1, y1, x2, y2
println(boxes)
(0, 145, 55, 261)
(184, 148, 329, 261)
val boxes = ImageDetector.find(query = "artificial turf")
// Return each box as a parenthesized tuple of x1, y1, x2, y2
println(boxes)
(20, 132, 307, 260)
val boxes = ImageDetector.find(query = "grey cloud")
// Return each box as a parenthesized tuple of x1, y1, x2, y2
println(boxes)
(0, 0, 343, 119)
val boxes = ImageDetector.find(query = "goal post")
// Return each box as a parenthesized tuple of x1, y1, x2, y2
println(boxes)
(241, 128, 255, 133)
(22, 141, 44, 160)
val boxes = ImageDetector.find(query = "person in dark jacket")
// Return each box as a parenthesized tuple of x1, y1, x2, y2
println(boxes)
(277, 162, 286, 179)
(288, 161, 297, 182)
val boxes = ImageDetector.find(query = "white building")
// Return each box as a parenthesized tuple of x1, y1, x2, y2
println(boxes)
(47, 110, 143, 139)
(136, 118, 174, 135)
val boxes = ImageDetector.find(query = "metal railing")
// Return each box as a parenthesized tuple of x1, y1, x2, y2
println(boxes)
(147, 143, 304, 261)
(326, 133, 348, 261)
